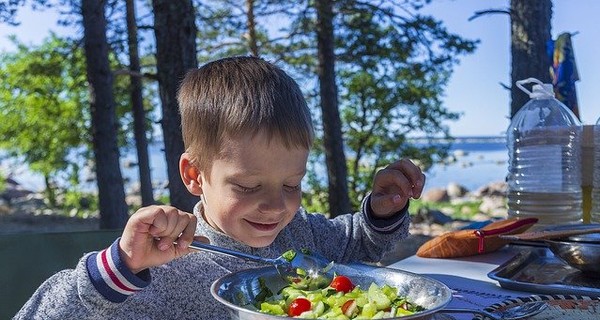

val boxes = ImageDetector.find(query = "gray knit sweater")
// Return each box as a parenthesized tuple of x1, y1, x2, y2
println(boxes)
(15, 198, 409, 319)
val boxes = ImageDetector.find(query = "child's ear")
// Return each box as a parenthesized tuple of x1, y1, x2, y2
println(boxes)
(180, 153, 202, 196)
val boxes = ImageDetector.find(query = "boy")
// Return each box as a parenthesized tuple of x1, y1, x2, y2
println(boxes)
(16, 56, 424, 319)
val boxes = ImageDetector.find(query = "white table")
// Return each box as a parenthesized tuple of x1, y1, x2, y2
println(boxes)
(387, 246, 535, 319)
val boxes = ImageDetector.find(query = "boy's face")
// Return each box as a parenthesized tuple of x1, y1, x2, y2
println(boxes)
(198, 131, 309, 247)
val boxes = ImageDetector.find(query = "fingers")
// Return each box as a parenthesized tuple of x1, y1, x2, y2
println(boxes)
(374, 168, 415, 199)
(120, 205, 200, 273)
(142, 206, 197, 251)
(193, 235, 210, 244)
(371, 158, 425, 217)
(384, 158, 426, 198)
(176, 214, 198, 250)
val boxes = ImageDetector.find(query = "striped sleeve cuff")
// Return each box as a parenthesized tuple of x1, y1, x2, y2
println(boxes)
(86, 238, 151, 303)
(361, 193, 409, 234)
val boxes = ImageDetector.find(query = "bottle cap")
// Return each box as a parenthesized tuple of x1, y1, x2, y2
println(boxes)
(530, 84, 555, 99)
(516, 78, 555, 99)
(511, 77, 582, 129)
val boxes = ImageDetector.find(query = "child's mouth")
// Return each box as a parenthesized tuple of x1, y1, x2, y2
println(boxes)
(246, 220, 279, 231)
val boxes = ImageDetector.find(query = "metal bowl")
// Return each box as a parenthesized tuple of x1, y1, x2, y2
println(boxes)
(546, 233, 600, 277)
(210, 264, 452, 319)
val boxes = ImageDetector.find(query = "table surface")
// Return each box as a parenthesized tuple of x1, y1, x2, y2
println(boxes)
(386, 245, 538, 320)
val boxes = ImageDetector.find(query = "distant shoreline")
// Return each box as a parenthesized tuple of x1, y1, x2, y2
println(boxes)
(408, 135, 506, 144)
(2, 138, 509, 194)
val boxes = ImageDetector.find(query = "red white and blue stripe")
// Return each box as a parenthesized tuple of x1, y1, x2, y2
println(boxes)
(86, 238, 151, 302)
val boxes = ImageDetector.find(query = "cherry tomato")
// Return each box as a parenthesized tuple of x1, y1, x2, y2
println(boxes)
(329, 275, 355, 293)
(288, 297, 311, 316)
(342, 299, 357, 317)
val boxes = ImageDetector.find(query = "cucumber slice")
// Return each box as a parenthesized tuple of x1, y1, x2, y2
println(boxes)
(367, 283, 391, 310)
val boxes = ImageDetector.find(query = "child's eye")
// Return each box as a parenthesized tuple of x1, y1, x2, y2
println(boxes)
(284, 184, 301, 192)
(235, 184, 259, 193)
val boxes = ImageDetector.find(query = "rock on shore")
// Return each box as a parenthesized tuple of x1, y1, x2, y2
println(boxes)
(1, 179, 509, 264)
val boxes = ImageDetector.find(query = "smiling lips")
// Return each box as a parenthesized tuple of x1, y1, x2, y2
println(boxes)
(246, 220, 279, 231)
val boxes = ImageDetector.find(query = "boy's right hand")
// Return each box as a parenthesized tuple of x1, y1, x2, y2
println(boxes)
(118, 205, 201, 274)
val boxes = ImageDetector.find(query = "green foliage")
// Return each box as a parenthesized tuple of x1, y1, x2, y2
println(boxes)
(335, 2, 477, 207)
(300, 156, 329, 214)
(0, 171, 6, 192)
(155, 194, 171, 206)
(0, 35, 89, 189)
(0, 32, 152, 209)
(191, 1, 478, 214)
(1, 1, 479, 217)
(111, 51, 158, 149)
(59, 189, 99, 218)
(277, 1, 478, 212)
(195, 0, 262, 60)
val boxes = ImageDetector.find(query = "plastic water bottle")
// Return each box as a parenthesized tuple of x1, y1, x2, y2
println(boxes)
(506, 78, 583, 229)
(592, 117, 600, 222)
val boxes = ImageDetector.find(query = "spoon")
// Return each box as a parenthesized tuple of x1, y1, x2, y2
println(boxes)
(187, 240, 333, 280)
(442, 301, 547, 320)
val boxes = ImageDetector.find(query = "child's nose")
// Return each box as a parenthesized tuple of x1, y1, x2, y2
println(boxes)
(259, 190, 286, 214)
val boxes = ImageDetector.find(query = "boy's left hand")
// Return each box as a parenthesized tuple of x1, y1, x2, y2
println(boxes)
(370, 158, 425, 218)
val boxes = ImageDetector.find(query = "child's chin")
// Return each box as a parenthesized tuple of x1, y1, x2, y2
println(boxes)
(242, 235, 277, 248)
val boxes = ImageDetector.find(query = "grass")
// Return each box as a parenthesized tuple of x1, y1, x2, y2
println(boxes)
(409, 198, 485, 221)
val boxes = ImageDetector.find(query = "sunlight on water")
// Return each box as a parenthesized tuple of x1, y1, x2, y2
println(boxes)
(426, 148, 508, 192)
(1, 138, 509, 194)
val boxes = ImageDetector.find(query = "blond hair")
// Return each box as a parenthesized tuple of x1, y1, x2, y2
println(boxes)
(177, 56, 314, 171)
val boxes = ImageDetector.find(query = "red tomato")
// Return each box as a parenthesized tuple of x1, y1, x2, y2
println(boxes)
(329, 275, 355, 293)
(342, 299, 357, 317)
(288, 297, 311, 316)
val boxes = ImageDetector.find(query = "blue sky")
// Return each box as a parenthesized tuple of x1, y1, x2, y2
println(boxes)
(1, 0, 598, 137)
(421, 0, 600, 136)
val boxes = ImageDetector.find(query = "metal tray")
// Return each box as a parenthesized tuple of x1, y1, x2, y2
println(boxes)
(488, 246, 600, 297)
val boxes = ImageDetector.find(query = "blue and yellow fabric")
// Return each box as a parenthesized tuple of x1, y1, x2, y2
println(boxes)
(548, 32, 580, 119)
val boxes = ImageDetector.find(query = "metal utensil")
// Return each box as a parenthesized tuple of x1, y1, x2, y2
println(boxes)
(545, 238, 600, 276)
(187, 240, 333, 279)
(442, 301, 547, 320)
(499, 223, 600, 276)
(564, 232, 600, 243)
(499, 226, 600, 241)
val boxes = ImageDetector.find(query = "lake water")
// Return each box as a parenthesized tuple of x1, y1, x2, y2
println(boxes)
(424, 137, 508, 192)
(2, 137, 509, 194)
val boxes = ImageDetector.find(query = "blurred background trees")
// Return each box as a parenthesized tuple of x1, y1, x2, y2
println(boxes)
(0, 35, 89, 207)
(0, 0, 481, 226)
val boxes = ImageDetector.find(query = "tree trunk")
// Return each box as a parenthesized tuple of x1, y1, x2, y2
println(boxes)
(81, 0, 129, 228)
(152, 0, 199, 212)
(510, 0, 552, 118)
(315, 0, 351, 217)
(245, 0, 259, 56)
(126, 0, 155, 206)
(43, 174, 56, 207)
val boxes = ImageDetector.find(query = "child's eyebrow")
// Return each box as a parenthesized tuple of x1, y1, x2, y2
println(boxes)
(286, 169, 307, 178)
(294, 169, 307, 177)
(226, 169, 307, 180)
